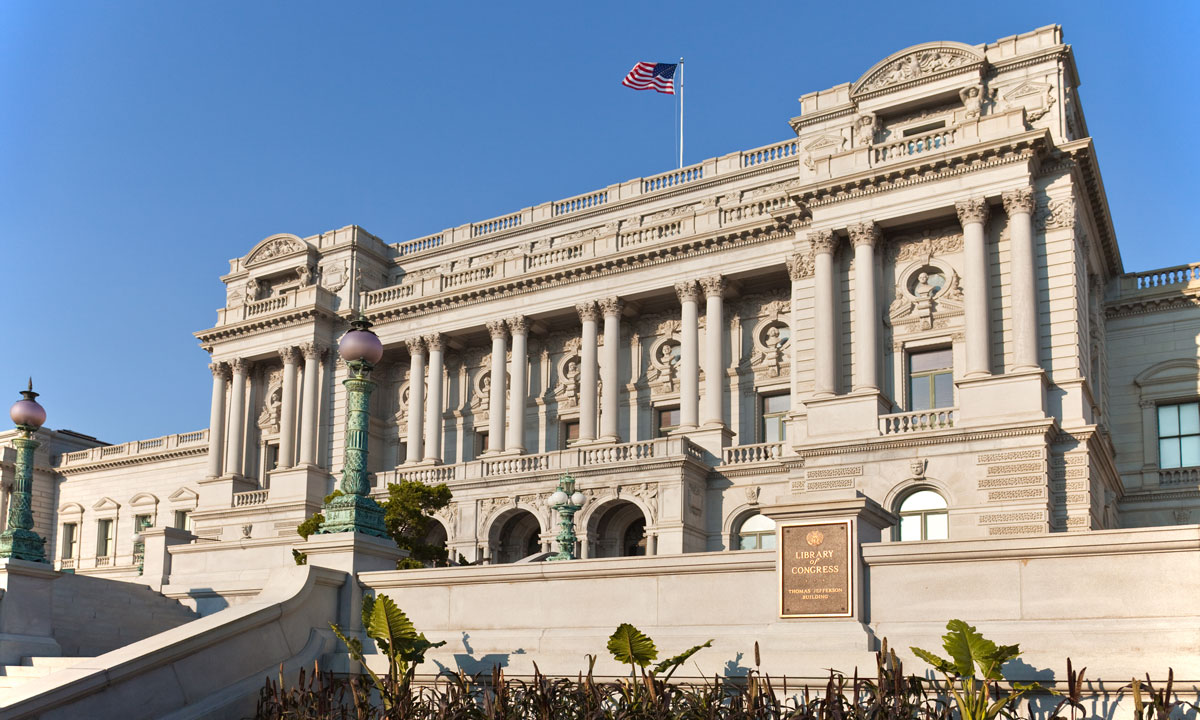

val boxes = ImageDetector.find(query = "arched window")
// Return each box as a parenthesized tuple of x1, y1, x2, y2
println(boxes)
(736, 513, 776, 550)
(896, 489, 948, 541)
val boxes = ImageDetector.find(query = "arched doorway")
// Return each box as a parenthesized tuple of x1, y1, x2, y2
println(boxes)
(586, 500, 649, 558)
(423, 520, 449, 566)
(488, 509, 543, 564)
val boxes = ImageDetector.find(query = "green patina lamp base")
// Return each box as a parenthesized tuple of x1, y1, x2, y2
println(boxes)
(0, 528, 47, 563)
(317, 493, 389, 538)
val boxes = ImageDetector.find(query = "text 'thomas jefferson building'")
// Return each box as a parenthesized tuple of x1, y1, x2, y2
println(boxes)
(2, 26, 1198, 712)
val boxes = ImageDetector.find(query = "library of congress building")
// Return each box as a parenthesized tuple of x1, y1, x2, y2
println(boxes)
(1, 25, 1198, 718)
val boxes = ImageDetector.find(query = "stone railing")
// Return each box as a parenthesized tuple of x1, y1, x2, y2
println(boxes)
(722, 442, 785, 465)
(232, 489, 270, 507)
(364, 284, 416, 309)
(1159, 466, 1200, 484)
(377, 436, 701, 487)
(56, 429, 210, 469)
(741, 139, 798, 168)
(217, 284, 336, 327)
(642, 163, 704, 193)
(874, 128, 957, 163)
(95, 556, 113, 568)
(59, 558, 75, 570)
(553, 189, 608, 217)
(396, 232, 444, 257)
(1117, 262, 1200, 295)
(879, 408, 957, 435)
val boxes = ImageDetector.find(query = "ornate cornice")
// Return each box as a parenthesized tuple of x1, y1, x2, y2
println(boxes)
(55, 446, 210, 476)
(796, 419, 1055, 457)
(1105, 293, 1200, 319)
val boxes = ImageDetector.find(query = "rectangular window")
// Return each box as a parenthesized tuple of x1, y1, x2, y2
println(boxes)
(909, 348, 954, 411)
(561, 420, 579, 449)
(174, 510, 192, 532)
(656, 407, 680, 438)
(1158, 401, 1200, 469)
(97, 519, 114, 557)
(265, 444, 280, 472)
(760, 393, 790, 443)
(61, 523, 77, 560)
(135, 514, 153, 532)
(476, 431, 489, 456)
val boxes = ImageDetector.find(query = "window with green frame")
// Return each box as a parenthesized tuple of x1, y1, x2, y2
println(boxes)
(908, 348, 954, 410)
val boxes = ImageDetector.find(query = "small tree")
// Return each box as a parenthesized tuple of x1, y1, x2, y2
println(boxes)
(296, 481, 451, 569)
(381, 480, 452, 569)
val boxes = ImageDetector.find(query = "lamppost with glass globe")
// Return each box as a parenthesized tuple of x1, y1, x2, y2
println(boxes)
(0, 380, 48, 562)
(317, 318, 389, 538)
(547, 473, 587, 561)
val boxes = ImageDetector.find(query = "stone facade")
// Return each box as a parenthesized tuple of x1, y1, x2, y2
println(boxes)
(2, 24, 1197, 584)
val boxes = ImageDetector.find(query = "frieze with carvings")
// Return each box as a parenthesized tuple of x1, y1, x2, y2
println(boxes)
(320, 260, 350, 292)
(854, 44, 981, 95)
(890, 225, 964, 263)
(245, 234, 308, 267)
(1035, 196, 1076, 230)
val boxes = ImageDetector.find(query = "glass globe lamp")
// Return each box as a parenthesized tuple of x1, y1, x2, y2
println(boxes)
(10, 380, 45, 431)
(339, 318, 383, 365)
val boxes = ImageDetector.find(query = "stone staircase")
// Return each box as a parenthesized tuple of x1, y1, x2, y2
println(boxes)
(0, 656, 90, 704)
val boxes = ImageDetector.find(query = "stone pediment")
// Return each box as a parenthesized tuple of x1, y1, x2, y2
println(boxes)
(93, 496, 121, 512)
(851, 42, 983, 97)
(169, 487, 199, 506)
(244, 233, 311, 268)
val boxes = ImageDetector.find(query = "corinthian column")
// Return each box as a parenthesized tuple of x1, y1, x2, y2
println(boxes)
(298, 343, 324, 466)
(278, 347, 299, 468)
(224, 358, 248, 477)
(1003, 186, 1040, 371)
(699, 276, 727, 425)
(206, 362, 229, 479)
(956, 197, 991, 377)
(810, 230, 839, 398)
(576, 302, 599, 441)
(848, 222, 881, 392)
(406, 337, 426, 463)
(598, 298, 623, 441)
(423, 333, 444, 463)
(486, 319, 508, 452)
(506, 316, 528, 452)
(675, 280, 701, 429)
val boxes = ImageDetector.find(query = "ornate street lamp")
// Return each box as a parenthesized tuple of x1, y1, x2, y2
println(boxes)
(0, 380, 48, 562)
(318, 318, 389, 538)
(547, 473, 587, 561)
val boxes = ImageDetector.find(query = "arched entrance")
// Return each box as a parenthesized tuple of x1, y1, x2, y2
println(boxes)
(423, 520, 449, 566)
(487, 508, 543, 564)
(585, 500, 649, 558)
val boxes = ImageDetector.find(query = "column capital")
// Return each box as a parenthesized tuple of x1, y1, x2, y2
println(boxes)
(1001, 186, 1035, 215)
(698, 276, 727, 298)
(229, 357, 248, 375)
(299, 342, 326, 360)
(597, 297, 624, 317)
(847, 222, 881, 249)
(576, 301, 599, 323)
(486, 319, 509, 339)
(787, 251, 814, 280)
(424, 333, 445, 351)
(406, 336, 427, 355)
(209, 362, 230, 380)
(955, 196, 990, 226)
(506, 315, 529, 335)
(807, 229, 837, 254)
(674, 280, 701, 304)
(278, 346, 300, 366)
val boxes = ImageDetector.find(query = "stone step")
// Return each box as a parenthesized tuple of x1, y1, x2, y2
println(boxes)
(0, 657, 93, 701)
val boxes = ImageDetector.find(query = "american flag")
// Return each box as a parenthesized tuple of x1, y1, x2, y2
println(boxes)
(621, 62, 677, 94)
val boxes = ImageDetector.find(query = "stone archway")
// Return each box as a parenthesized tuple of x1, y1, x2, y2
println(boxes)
(487, 508, 543, 564)
(585, 499, 649, 558)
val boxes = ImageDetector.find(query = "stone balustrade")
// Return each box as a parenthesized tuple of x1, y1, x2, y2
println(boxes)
(1159, 466, 1200, 484)
(1117, 262, 1200, 294)
(232, 489, 270, 507)
(879, 408, 957, 435)
(216, 284, 337, 327)
(56, 429, 210, 469)
(873, 127, 956, 163)
(722, 442, 785, 465)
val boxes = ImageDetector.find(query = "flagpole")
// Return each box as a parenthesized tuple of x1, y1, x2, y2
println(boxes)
(678, 57, 684, 169)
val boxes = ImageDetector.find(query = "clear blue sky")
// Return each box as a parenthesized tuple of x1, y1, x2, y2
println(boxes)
(1, 1, 1196, 444)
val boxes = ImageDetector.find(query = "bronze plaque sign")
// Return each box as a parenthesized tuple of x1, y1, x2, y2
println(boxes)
(779, 520, 852, 618)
